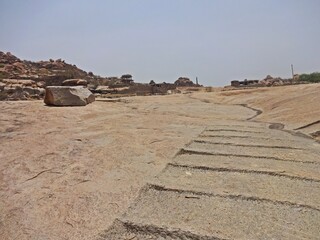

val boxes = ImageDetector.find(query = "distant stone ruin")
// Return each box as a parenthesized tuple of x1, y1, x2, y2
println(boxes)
(230, 74, 300, 88)
(231, 79, 259, 87)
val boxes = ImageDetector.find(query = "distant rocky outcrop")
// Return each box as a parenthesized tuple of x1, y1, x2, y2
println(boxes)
(0, 51, 188, 100)
(259, 75, 287, 86)
(0, 51, 107, 100)
(229, 75, 298, 88)
(174, 77, 196, 86)
(0, 51, 89, 85)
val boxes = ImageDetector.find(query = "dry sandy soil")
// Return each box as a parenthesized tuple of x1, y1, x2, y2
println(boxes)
(0, 83, 319, 239)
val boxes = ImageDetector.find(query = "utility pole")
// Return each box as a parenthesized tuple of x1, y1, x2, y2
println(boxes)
(291, 64, 294, 80)
(196, 77, 198, 85)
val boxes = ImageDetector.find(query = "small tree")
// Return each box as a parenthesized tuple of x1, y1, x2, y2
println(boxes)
(299, 72, 320, 83)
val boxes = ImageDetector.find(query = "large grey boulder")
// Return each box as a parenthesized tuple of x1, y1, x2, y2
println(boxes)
(44, 86, 95, 106)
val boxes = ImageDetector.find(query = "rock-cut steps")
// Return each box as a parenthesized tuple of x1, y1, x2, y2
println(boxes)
(99, 121, 320, 240)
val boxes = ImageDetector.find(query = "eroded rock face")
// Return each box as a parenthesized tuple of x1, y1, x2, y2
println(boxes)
(44, 86, 95, 106)
(0, 79, 45, 100)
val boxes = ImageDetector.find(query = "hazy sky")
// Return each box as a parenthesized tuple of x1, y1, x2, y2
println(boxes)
(0, 0, 319, 86)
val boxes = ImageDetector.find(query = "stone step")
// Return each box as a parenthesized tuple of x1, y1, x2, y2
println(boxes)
(99, 219, 218, 240)
(195, 136, 318, 150)
(110, 186, 320, 240)
(153, 164, 320, 210)
(205, 128, 269, 134)
(184, 142, 320, 164)
(173, 154, 320, 181)
(205, 124, 270, 131)
(205, 121, 270, 129)
(201, 129, 307, 141)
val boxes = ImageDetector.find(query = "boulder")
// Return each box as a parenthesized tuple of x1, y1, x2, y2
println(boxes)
(62, 79, 87, 86)
(44, 86, 95, 106)
(174, 77, 195, 86)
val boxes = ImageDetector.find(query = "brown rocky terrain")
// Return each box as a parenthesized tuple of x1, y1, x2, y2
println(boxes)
(0, 51, 97, 100)
(0, 51, 89, 84)
(0, 83, 319, 239)
(0, 52, 199, 100)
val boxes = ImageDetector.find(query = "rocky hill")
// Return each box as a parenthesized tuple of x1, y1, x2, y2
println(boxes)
(0, 51, 123, 100)
(0, 51, 93, 85)
(0, 51, 202, 100)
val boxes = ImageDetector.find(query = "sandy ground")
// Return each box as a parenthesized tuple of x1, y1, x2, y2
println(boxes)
(0, 83, 319, 239)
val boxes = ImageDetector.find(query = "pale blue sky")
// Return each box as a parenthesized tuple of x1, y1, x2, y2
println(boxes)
(0, 0, 319, 86)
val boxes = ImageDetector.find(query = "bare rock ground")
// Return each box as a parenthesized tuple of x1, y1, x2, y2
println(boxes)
(1, 84, 320, 239)
(0, 95, 252, 239)
(101, 121, 320, 239)
(192, 83, 320, 141)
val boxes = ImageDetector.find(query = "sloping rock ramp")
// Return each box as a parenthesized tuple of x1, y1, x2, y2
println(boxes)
(99, 121, 320, 240)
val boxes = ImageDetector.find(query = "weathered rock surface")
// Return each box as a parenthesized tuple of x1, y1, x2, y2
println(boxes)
(44, 86, 95, 106)
(0, 79, 45, 100)
(1, 85, 320, 240)
(102, 121, 320, 240)
(62, 79, 87, 86)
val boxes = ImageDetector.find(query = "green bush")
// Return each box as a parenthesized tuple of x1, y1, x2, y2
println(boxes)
(299, 72, 320, 83)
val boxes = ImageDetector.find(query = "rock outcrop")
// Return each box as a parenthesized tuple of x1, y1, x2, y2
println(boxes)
(0, 51, 91, 87)
(0, 79, 45, 100)
(259, 75, 286, 86)
(62, 79, 87, 86)
(44, 86, 95, 106)
(174, 77, 196, 86)
(0, 51, 100, 100)
(0, 51, 188, 99)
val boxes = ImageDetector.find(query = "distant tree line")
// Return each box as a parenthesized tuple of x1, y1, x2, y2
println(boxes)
(299, 72, 320, 83)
